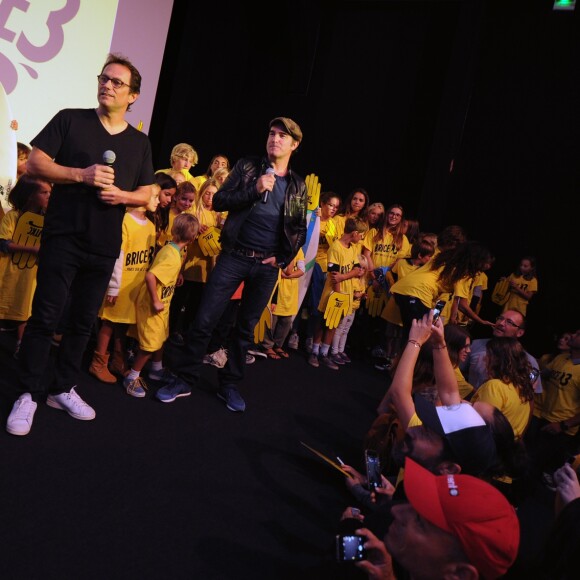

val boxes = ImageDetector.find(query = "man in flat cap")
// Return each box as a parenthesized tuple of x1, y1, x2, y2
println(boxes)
(159, 117, 307, 412)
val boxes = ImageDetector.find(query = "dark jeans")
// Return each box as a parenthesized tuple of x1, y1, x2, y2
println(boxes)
(394, 293, 431, 343)
(18, 236, 115, 397)
(173, 251, 279, 388)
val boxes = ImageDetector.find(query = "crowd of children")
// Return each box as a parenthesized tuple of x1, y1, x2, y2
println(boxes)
(0, 140, 546, 395)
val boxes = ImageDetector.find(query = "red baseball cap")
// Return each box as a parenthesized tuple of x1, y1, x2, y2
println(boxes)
(404, 458, 520, 579)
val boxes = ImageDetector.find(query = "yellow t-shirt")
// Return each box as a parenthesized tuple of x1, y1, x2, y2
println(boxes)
(275, 248, 305, 316)
(0, 210, 43, 321)
(503, 274, 538, 316)
(317, 239, 359, 315)
(315, 218, 338, 272)
(182, 206, 220, 283)
(99, 212, 156, 324)
(471, 378, 531, 439)
(129, 243, 182, 352)
(390, 263, 448, 308)
(455, 366, 475, 400)
(540, 353, 580, 436)
(363, 229, 410, 269)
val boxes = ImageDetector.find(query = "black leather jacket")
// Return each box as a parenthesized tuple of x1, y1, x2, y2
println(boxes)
(213, 156, 307, 268)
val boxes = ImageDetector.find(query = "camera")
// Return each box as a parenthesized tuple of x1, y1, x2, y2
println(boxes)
(432, 299, 446, 323)
(336, 534, 367, 561)
(365, 449, 382, 491)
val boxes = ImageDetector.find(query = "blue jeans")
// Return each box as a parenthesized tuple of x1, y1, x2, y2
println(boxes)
(174, 251, 279, 388)
(18, 236, 116, 396)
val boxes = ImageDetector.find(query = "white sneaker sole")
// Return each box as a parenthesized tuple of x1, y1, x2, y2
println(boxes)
(46, 398, 96, 420)
(156, 390, 191, 403)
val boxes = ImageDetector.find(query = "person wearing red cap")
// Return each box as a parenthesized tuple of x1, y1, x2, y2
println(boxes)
(354, 457, 520, 580)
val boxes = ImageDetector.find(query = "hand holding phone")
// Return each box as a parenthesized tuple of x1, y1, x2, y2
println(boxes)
(365, 449, 382, 491)
(336, 534, 367, 562)
(432, 300, 446, 324)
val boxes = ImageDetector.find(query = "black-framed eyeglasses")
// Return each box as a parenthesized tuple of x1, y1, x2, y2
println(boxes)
(97, 74, 130, 90)
(496, 316, 521, 329)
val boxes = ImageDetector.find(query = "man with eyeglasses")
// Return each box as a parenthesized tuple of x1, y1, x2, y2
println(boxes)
(461, 309, 542, 394)
(6, 53, 154, 437)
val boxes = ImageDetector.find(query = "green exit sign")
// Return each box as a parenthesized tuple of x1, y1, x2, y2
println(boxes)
(553, 0, 576, 10)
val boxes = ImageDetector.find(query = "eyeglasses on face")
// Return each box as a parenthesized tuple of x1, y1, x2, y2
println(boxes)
(97, 74, 130, 90)
(496, 316, 521, 328)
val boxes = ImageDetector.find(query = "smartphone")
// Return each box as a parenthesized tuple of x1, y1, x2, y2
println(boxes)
(335, 534, 367, 562)
(432, 300, 446, 323)
(365, 449, 382, 491)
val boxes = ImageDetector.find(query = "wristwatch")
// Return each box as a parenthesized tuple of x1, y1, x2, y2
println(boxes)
(560, 421, 570, 432)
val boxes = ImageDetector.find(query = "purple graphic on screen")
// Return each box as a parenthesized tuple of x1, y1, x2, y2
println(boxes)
(0, 0, 80, 94)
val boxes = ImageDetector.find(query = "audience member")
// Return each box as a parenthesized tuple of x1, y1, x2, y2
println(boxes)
(462, 309, 542, 392)
(354, 457, 520, 580)
(471, 337, 534, 439)
(526, 328, 580, 483)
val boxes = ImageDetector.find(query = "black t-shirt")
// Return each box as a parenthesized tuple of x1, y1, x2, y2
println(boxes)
(31, 108, 154, 257)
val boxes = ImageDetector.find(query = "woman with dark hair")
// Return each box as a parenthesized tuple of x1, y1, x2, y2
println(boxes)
(363, 203, 409, 273)
(444, 324, 475, 400)
(471, 337, 534, 439)
(333, 187, 370, 239)
(194, 154, 230, 190)
(151, 172, 177, 246)
(390, 240, 495, 339)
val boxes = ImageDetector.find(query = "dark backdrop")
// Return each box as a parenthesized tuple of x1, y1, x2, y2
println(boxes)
(149, 0, 580, 354)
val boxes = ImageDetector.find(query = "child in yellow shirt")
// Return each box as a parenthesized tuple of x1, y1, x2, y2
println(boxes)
(124, 213, 199, 398)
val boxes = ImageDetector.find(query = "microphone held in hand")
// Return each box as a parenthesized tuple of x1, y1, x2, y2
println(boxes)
(262, 166, 275, 203)
(102, 150, 116, 167)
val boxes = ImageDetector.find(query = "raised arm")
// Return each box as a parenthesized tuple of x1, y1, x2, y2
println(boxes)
(379, 314, 433, 427)
(429, 317, 462, 406)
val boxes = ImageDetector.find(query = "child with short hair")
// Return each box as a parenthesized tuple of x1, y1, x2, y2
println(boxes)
(260, 248, 305, 359)
(0, 175, 51, 356)
(88, 190, 159, 383)
(309, 217, 369, 370)
(124, 213, 199, 397)
(155, 143, 199, 184)
(157, 180, 196, 248)
(329, 253, 368, 365)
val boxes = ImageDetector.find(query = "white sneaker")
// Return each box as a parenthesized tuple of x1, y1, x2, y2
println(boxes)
(46, 387, 96, 420)
(287, 332, 299, 350)
(6, 393, 37, 436)
(246, 354, 256, 365)
(203, 347, 228, 368)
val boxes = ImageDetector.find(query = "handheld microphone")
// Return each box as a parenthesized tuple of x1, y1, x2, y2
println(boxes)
(262, 167, 275, 203)
(103, 150, 116, 167)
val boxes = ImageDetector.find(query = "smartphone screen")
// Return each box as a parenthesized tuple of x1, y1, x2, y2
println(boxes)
(432, 300, 446, 323)
(365, 450, 382, 490)
(336, 534, 367, 561)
